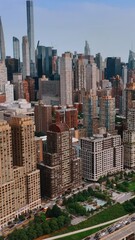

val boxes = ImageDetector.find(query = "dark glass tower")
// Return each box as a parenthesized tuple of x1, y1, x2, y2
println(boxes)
(13, 37, 20, 61)
(0, 17, 5, 61)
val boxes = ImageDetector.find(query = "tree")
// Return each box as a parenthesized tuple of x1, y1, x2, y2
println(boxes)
(35, 223, 44, 237)
(8, 229, 28, 240)
(42, 222, 51, 235)
(0, 237, 4, 240)
(57, 215, 65, 228)
(49, 218, 59, 232)
(26, 227, 37, 240)
(46, 204, 62, 218)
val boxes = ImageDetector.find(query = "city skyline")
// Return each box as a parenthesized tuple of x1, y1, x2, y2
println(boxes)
(1, 0, 135, 61)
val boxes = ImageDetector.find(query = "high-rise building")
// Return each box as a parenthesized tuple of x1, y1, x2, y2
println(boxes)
(38, 123, 82, 198)
(0, 17, 5, 61)
(83, 93, 98, 137)
(125, 82, 135, 117)
(26, 0, 35, 76)
(95, 53, 103, 81)
(86, 62, 99, 93)
(106, 57, 121, 80)
(80, 128, 124, 181)
(0, 60, 7, 92)
(122, 65, 128, 88)
(34, 101, 52, 134)
(22, 36, 30, 78)
(123, 108, 135, 168)
(99, 88, 116, 134)
(13, 73, 24, 100)
(60, 52, 73, 106)
(84, 40, 90, 56)
(73, 54, 87, 91)
(0, 117, 41, 230)
(13, 37, 20, 61)
(5, 57, 19, 81)
(37, 45, 46, 78)
(110, 75, 123, 114)
(55, 107, 78, 129)
(5, 81, 14, 103)
(128, 50, 135, 70)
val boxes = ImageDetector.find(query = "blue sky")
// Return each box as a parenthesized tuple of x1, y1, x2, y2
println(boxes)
(1, 0, 135, 61)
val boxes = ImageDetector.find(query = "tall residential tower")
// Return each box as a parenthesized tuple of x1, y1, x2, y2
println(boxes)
(13, 37, 20, 61)
(0, 17, 5, 61)
(26, 0, 35, 76)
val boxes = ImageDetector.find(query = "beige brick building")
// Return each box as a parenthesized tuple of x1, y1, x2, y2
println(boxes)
(123, 108, 135, 168)
(80, 128, 124, 181)
(0, 116, 41, 230)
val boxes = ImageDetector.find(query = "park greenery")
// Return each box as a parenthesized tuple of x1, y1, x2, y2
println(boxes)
(8, 205, 70, 240)
(52, 198, 135, 240)
(63, 187, 111, 216)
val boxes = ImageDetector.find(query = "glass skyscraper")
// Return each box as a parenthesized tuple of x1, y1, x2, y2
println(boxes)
(13, 37, 20, 60)
(26, 0, 35, 76)
(0, 17, 5, 61)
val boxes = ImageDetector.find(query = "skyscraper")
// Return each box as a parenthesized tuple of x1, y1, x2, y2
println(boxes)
(38, 123, 82, 198)
(13, 37, 20, 62)
(0, 61, 7, 92)
(73, 54, 87, 91)
(22, 36, 30, 78)
(26, 0, 35, 76)
(83, 93, 98, 137)
(60, 52, 73, 106)
(84, 40, 90, 56)
(0, 17, 5, 61)
(0, 117, 41, 230)
(99, 88, 116, 134)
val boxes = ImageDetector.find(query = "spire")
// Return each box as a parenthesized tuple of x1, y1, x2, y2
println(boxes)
(0, 17, 6, 61)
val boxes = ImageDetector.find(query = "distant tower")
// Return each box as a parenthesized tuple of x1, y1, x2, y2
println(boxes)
(99, 88, 116, 134)
(84, 41, 90, 56)
(13, 37, 20, 61)
(26, 0, 35, 76)
(0, 17, 6, 61)
(22, 36, 30, 78)
(60, 52, 73, 106)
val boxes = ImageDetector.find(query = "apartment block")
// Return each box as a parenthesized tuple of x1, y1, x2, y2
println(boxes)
(60, 52, 73, 106)
(80, 129, 124, 181)
(99, 88, 116, 134)
(123, 108, 135, 168)
(38, 123, 82, 199)
(0, 116, 41, 230)
(55, 107, 78, 129)
(83, 93, 98, 137)
(34, 101, 52, 134)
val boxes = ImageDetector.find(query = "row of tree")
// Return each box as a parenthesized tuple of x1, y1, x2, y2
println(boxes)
(8, 205, 70, 240)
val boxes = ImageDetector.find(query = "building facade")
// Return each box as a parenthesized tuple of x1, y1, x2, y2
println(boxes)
(80, 129, 124, 181)
(34, 101, 52, 134)
(60, 52, 73, 106)
(0, 116, 41, 230)
(38, 123, 82, 199)
(99, 88, 116, 134)
(26, 0, 35, 76)
(0, 17, 5, 61)
(22, 36, 30, 79)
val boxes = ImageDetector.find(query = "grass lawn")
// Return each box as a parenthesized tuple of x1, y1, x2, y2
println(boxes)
(51, 203, 127, 238)
(117, 181, 135, 192)
(59, 226, 108, 240)
(128, 182, 135, 191)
